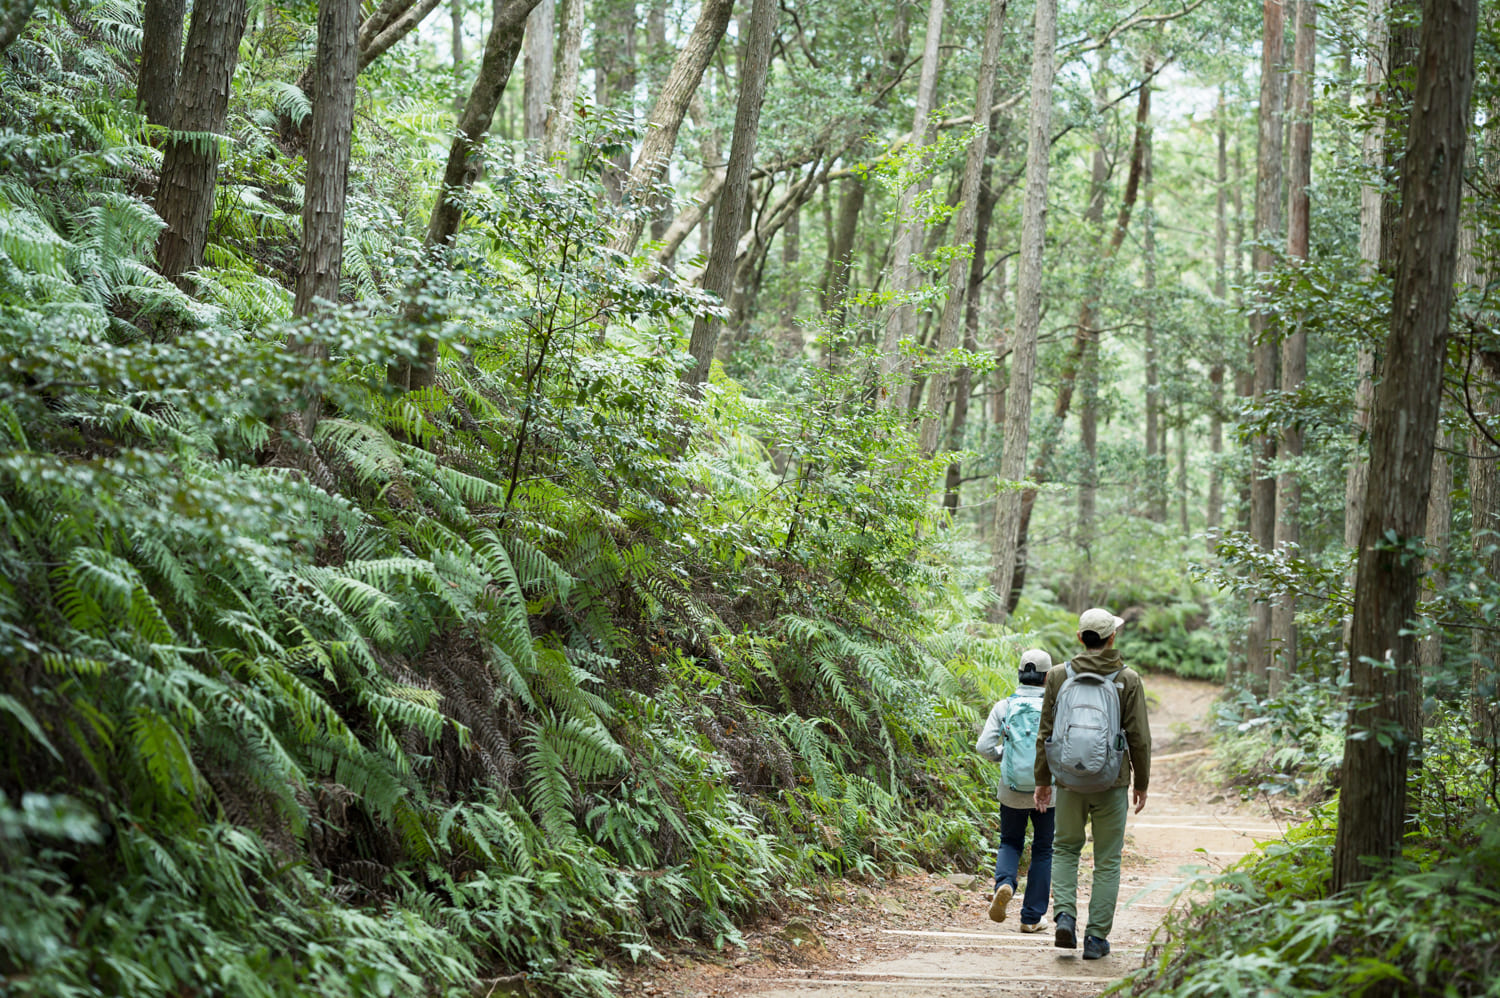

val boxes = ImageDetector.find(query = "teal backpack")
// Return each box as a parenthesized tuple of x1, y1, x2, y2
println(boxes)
(1000, 692, 1043, 793)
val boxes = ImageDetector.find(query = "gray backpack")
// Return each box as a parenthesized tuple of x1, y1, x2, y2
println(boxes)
(1044, 663, 1126, 792)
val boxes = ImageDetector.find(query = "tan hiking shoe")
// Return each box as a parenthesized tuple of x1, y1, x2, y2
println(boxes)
(988, 883, 1014, 922)
(1019, 917, 1048, 933)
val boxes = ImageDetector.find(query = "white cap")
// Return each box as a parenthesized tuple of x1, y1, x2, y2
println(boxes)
(1020, 648, 1053, 671)
(1078, 607, 1125, 639)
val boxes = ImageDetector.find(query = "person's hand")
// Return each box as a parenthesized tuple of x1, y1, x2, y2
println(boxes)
(1133, 788, 1148, 814)
(1034, 786, 1053, 812)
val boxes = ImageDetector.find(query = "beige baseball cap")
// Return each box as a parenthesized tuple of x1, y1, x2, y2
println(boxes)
(1078, 607, 1125, 638)
(1020, 648, 1053, 671)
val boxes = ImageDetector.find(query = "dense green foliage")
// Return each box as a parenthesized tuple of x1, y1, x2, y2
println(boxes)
(0, 10, 1024, 994)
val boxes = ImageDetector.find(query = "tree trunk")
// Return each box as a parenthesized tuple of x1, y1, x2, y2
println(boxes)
(1271, 0, 1315, 696)
(611, 0, 735, 256)
(138, 0, 187, 126)
(522, 0, 554, 146)
(596, 0, 637, 203)
(388, 0, 543, 390)
(1333, 0, 1476, 893)
(155, 0, 251, 286)
(1246, 0, 1288, 694)
(877, 0, 947, 405)
(682, 0, 777, 394)
(917, 0, 1006, 456)
(1144, 103, 1164, 523)
(451, 0, 465, 112)
(1176, 392, 1190, 533)
(291, 0, 359, 435)
(1419, 437, 1451, 676)
(822, 175, 866, 323)
(988, 0, 1055, 622)
(781, 202, 802, 353)
(1208, 89, 1229, 542)
(542, 0, 584, 163)
(1471, 404, 1500, 745)
(0, 0, 37, 56)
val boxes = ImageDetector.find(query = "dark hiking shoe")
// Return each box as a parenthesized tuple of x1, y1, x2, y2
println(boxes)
(1054, 912, 1077, 949)
(988, 883, 1014, 922)
(1082, 935, 1111, 960)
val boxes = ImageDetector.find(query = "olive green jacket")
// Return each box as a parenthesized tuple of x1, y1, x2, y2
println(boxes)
(1032, 648, 1152, 793)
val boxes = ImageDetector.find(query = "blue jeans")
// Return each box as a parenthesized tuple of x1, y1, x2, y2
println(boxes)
(993, 802, 1054, 924)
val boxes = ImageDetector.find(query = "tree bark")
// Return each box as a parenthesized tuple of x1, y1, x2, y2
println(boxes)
(917, 0, 1007, 456)
(542, 0, 584, 164)
(389, 0, 543, 390)
(596, 0, 637, 202)
(1208, 88, 1229, 542)
(780, 201, 802, 353)
(451, 0, 465, 112)
(0, 0, 37, 57)
(822, 174, 866, 324)
(682, 0, 777, 394)
(988, 0, 1055, 622)
(879, 0, 947, 404)
(1246, 0, 1288, 693)
(611, 0, 735, 257)
(1271, 0, 1315, 695)
(138, 0, 187, 126)
(1333, 0, 1476, 893)
(1143, 100, 1164, 523)
(522, 0, 554, 147)
(1471, 403, 1500, 745)
(155, 0, 251, 287)
(1419, 437, 1451, 676)
(291, 0, 359, 435)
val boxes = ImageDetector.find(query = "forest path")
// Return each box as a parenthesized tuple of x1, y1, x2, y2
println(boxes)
(618, 675, 1289, 998)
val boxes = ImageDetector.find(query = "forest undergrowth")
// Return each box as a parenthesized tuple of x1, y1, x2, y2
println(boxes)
(0, 11, 1030, 996)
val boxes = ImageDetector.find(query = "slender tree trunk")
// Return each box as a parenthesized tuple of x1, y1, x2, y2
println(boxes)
(1419, 436, 1451, 677)
(291, 0, 359, 435)
(139, 0, 187, 126)
(1234, 131, 1251, 543)
(1333, 0, 1476, 893)
(0, 0, 37, 56)
(781, 203, 802, 353)
(542, 0, 583, 163)
(823, 175, 865, 322)
(1246, 0, 1288, 694)
(155, 0, 251, 286)
(1471, 400, 1500, 745)
(682, 0, 777, 394)
(522, 0, 554, 147)
(917, 0, 1007, 456)
(388, 0, 543, 390)
(611, 0, 735, 256)
(1176, 392, 1190, 533)
(451, 0, 465, 112)
(1144, 106, 1164, 523)
(1208, 89, 1229, 542)
(596, 0, 637, 203)
(1271, 0, 1315, 695)
(878, 0, 947, 404)
(989, 0, 1055, 622)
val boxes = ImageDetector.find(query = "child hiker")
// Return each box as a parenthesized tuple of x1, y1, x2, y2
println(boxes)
(975, 648, 1055, 931)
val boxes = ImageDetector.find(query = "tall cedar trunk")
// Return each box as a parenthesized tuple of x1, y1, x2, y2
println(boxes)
(596, 0, 637, 203)
(1271, 0, 1315, 694)
(542, 0, 583, 163)
(1005, 59, 1150, 613)
(944, 115, 1004, 513)
(781, 204, 801, 353)
(0, 0, 37, 56)
(1234, 131, 1251, 541)
(1333, 0, 1476, 892)
(291, 0, 359, 435)
(877, 0, 947, 405)
(155, 0, 251, 286)
(988, 0, 1055, 623)
(1419, 436, 1451, 676)
(522, 0, 553, 146)
(611, 0, 735, 256)
(682, 0, 777, 394)
(1071, 46, 1113, 610)
(451, 0, 465, 112)
(917, 0, 1007, 456)
(1208, 88, 1229, 541)
(1471, 395, 1500, 744)
(1144, 103, 1163, 523)
(139, 0, 187, 126)
(823, 176, 865, 322)
(1246, 0, 1288, 693)
(389, 0, 542, 390)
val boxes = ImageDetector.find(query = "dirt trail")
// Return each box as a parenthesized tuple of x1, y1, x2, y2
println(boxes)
(616, 675, 1286, 998)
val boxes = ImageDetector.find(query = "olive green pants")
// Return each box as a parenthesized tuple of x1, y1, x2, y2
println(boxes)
(1051, 785, 1129, 940)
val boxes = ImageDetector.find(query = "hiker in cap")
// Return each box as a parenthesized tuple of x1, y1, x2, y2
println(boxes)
(1032, 608, 1151, 961)
(975, 648, 1055, 932)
